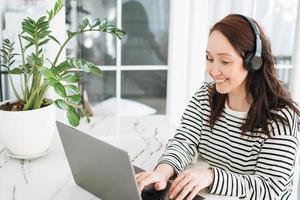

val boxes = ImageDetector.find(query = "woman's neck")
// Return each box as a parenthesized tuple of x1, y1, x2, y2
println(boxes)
(227, 91, 252, 112)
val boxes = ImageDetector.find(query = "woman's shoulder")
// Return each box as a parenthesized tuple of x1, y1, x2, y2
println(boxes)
(269, 106, 300, 137)
(190, 82, 213, 109)
(194, 82, 213, 97)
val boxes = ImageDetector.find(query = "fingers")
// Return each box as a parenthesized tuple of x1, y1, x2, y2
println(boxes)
(168, 170, 204, 200)
(169, 176, 192, 199)
(154, 181, 167, 191)
(173, 181, 196, 200)
(186, 185, 202, 200)
(136, 172, 151, 183)
(136, 172, 153, 192)
(169, 172, 187, 194)
(135, 171, 167, 192)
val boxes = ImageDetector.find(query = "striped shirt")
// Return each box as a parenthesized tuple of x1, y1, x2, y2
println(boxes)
(158, 83, 299, 200)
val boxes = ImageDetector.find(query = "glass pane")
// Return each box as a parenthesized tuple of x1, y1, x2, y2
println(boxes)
(255, 0, 297, 56)
(83, 71, 116, 105)
(0, 73, 15, 101)
(121, 70, 167, 114)
(65, 0, 117, 65)
(254, 0, 298, 88)
(207, 0, 253, 28)
(276, 57, 293, 88)
(121, 0, 170, 65)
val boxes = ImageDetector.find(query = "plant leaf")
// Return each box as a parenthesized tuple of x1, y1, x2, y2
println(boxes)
(22, 35, 35, 45)
(38, 39, 50, 46)
(88, 65, 102, 76)
(10, 68, 24, 74)
(48, 0, 64, 21)
(65, 85, 80, 95)
(80, 18, 89, 30)
(55, 99, 69, 110)
(67, 94, 81, 104)
(61, 73, 79, 83)
(52, 60, 72, 74)
(99, 19, 108, 30)
(46, 78, 59, 86)
(40, 67, 57, 80)
(48, 35, 61, 45)
(24, 42, 34, 50)
(37, 16, 47, 24)
(91, 18, 100, 28)
(66, 58, 101, 76)
(0, 64, 9, 70)
(54, 82, 66, 97)
(67, 107, 80, 127)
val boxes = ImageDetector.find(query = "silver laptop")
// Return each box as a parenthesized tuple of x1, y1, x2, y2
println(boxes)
(56, 121, 204, 200)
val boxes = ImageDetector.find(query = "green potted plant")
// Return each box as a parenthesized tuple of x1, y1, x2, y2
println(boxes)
(0, 0, 125, 158)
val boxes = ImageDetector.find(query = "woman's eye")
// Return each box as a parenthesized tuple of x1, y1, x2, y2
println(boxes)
(221, 61, 230, 65)
(206, 55, 213, 62)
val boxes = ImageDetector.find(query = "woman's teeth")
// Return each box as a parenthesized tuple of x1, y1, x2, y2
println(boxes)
(215, 79, 227, 83)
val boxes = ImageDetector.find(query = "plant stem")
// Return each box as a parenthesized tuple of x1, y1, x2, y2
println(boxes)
(33, 84, 49, 109)
(8, 74, 21, 100)
(29, 45, 40, 98)
(52, 33, 78, 67)
(18, 34, 29, 101)
(23, 83, 46, 110)
(66, 100, 83, 110)
(52, 29, 101, 67)
(20, 74, 25, 96)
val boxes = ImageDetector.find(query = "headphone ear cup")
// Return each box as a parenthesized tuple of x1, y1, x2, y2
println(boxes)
(244, 52, 254, 71)
(250, 56, 263, 71)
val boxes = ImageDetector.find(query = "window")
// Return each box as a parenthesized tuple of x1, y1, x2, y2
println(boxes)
(65, 0, 170, 115)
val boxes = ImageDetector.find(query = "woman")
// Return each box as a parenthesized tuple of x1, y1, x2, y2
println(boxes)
(136, 14, 300, 200)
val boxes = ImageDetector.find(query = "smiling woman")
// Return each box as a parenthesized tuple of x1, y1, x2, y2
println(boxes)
(206, 31, 247, 98)
(136, 14, 300, 200)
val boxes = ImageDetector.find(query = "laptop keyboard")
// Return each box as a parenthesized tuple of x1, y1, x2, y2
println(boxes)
(142, 190, 164, 200)
(141, 189, 205, 200)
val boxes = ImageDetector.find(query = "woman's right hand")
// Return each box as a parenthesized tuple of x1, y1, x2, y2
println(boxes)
(135, 163, 175, 192)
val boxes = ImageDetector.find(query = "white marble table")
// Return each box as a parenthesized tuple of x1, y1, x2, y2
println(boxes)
(0, 112, 233, 200)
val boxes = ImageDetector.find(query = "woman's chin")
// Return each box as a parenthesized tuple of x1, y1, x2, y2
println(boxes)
(215, 86, 229, 94)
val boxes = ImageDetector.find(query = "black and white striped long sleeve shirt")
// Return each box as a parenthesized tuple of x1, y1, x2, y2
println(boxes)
(158, 83, 299, 200)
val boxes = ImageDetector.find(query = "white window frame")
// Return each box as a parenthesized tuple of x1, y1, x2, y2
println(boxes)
(166, 0, 208, 125)
(290, 1, 300, 104)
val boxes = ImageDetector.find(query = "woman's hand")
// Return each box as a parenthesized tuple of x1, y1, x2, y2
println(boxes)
(135, 163, 174, 192)
(168, 168, 213, 200)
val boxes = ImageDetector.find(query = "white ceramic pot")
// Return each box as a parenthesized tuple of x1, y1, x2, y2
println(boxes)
(0, 100, 56, 159)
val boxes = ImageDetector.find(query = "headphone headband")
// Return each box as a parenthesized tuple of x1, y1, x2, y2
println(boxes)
(234, 14, 263, 71)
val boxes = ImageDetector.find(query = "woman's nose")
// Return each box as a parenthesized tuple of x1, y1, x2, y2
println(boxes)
(209, 64, 222, 76)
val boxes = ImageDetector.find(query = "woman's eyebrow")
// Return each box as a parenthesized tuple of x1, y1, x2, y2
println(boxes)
(217, 53, 234, 57)
(206, 50, 233, 57)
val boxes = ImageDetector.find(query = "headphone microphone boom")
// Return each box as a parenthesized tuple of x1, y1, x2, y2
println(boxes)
(236, 14, 263, 71)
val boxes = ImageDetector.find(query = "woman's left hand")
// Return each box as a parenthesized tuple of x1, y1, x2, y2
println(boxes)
(168, 168, 214, 200)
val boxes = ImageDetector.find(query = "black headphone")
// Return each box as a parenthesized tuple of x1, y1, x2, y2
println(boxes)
(236, 14, 263, 71)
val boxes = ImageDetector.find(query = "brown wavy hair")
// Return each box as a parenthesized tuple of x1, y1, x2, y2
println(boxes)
(208, 14, 300, 136)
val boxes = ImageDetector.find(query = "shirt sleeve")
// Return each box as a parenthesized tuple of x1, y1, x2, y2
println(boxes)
(157, 84, 208, 174)
(208, 108, 299, 200)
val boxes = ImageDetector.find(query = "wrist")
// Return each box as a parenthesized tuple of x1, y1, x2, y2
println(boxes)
(205, 167, 214, 191)
(155, 163, 175, 180)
